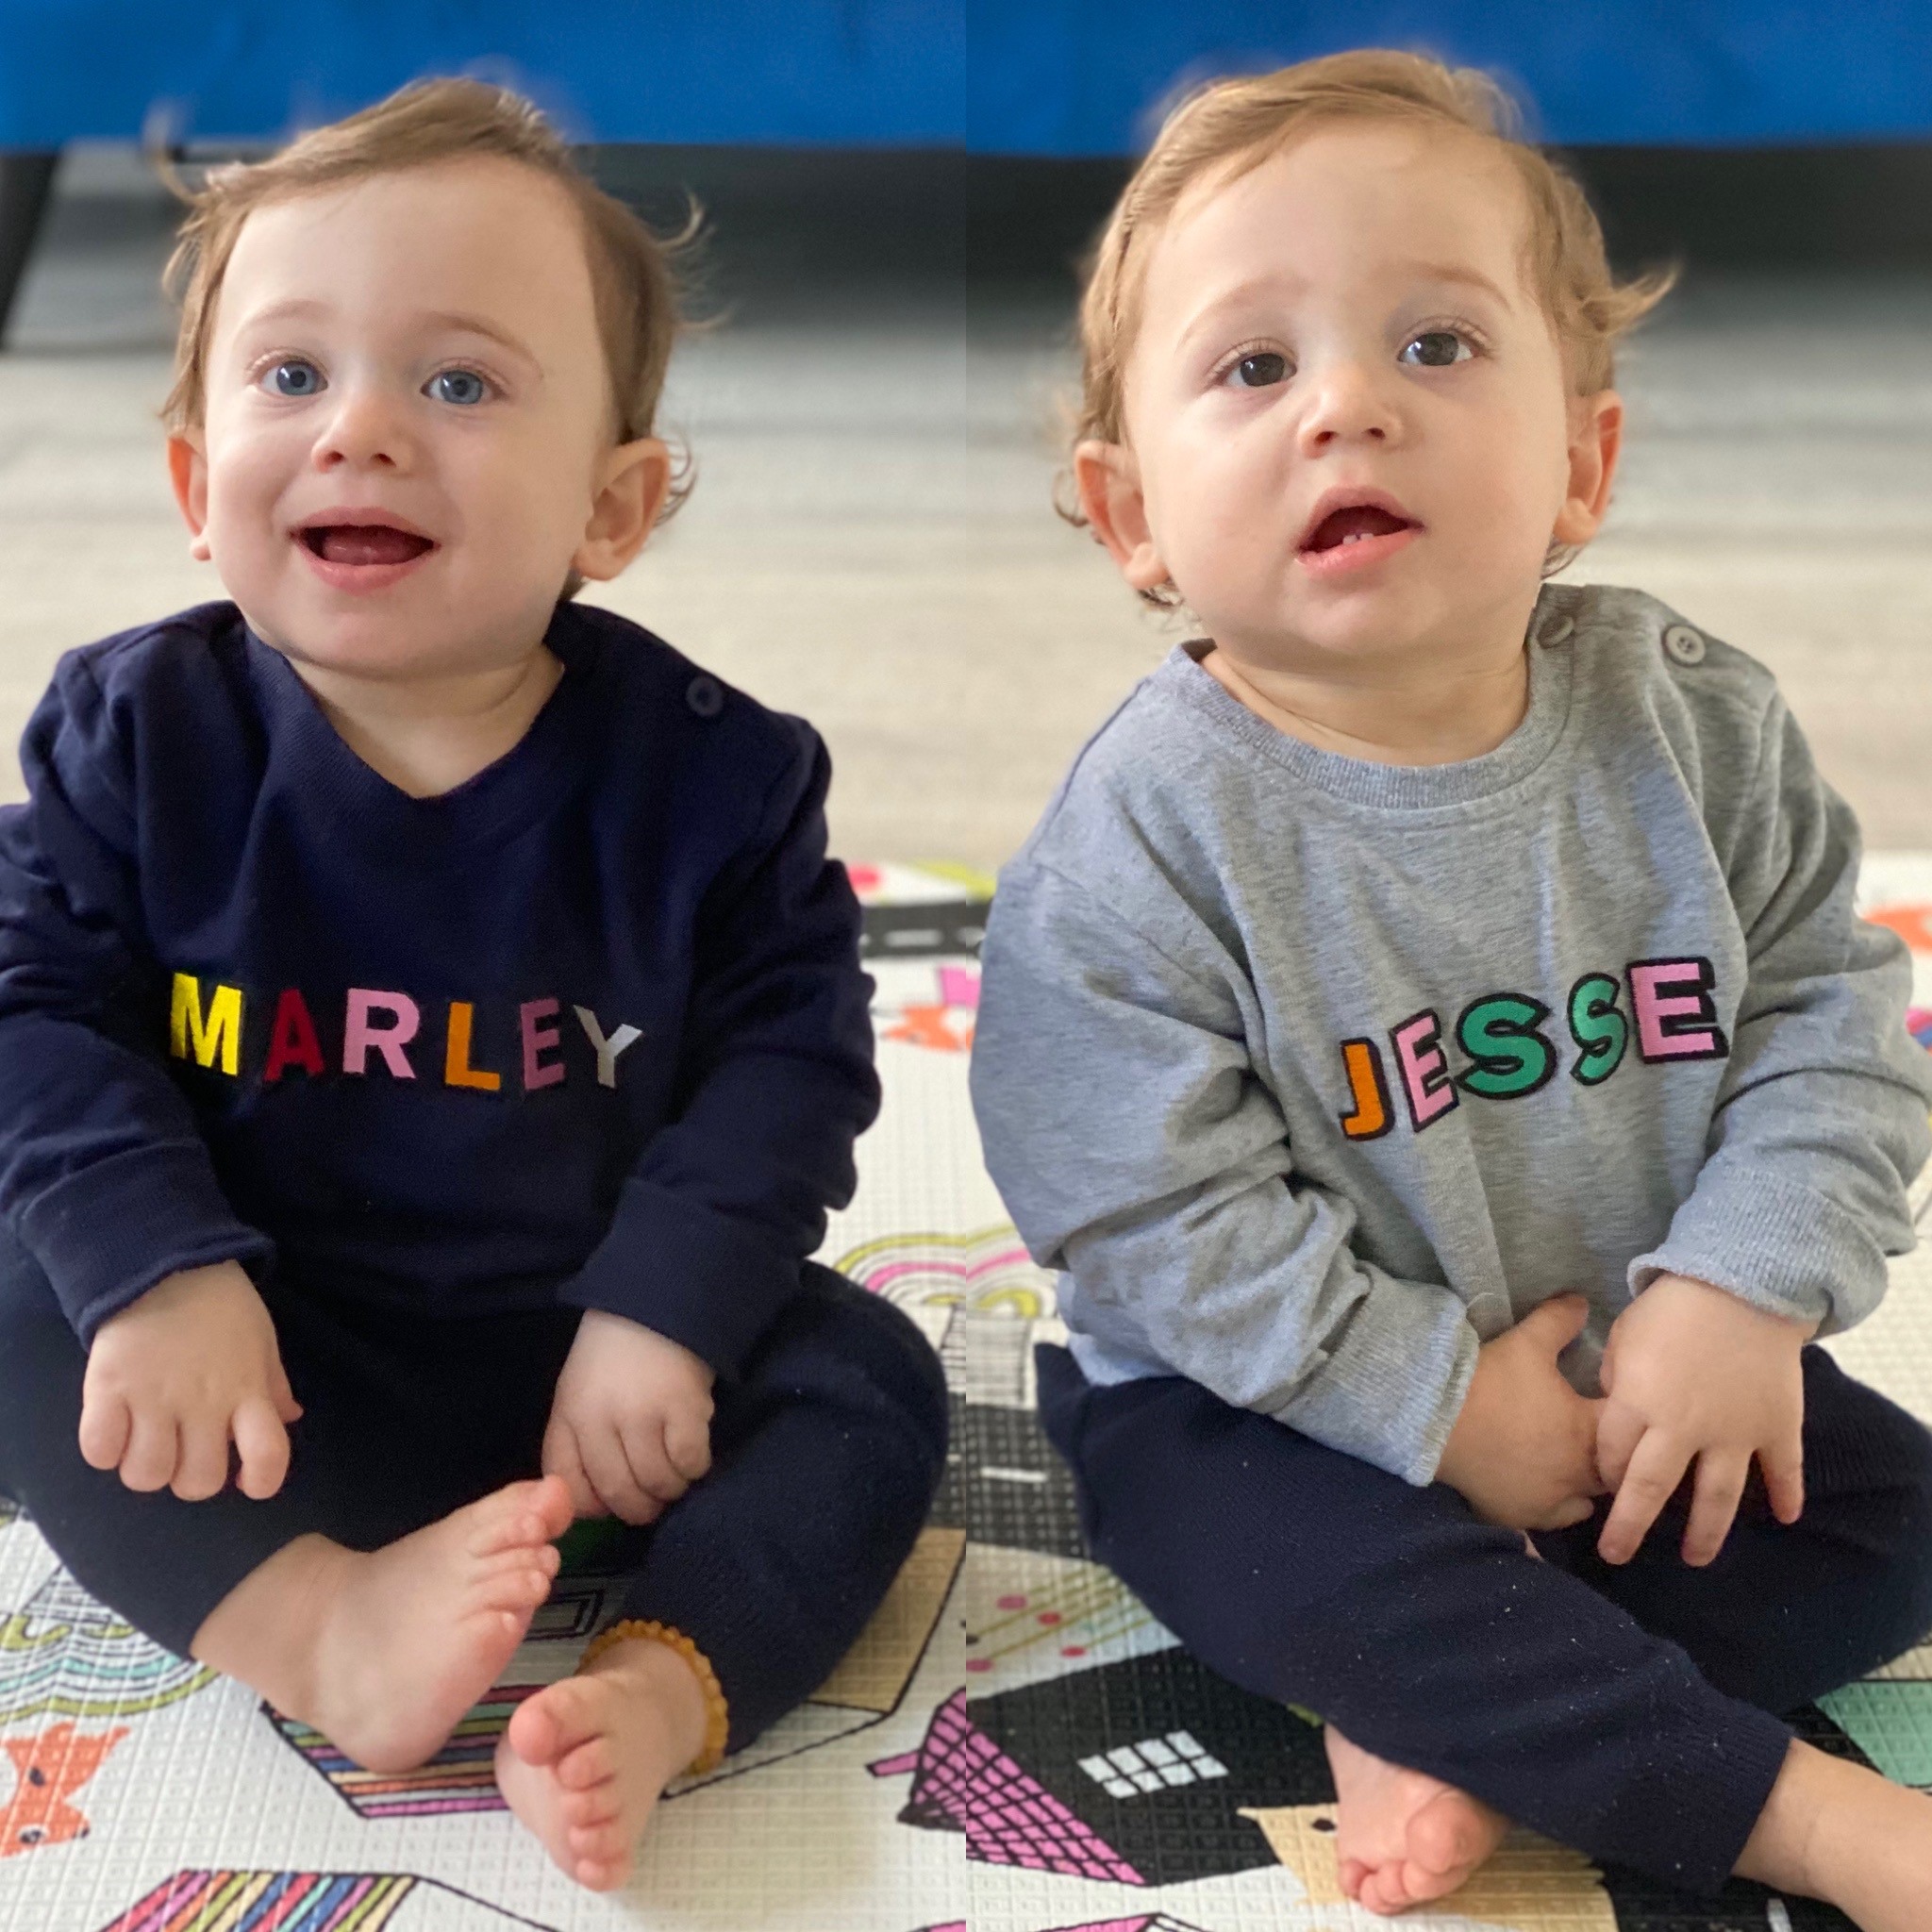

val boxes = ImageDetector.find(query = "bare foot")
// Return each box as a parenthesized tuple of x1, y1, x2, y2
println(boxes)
(192, 1474, 574, 1774)
(1737, 1737, 1932, 1932)
(495, 1633, 710, 1890)
(1324, 1722, 1511, 1915)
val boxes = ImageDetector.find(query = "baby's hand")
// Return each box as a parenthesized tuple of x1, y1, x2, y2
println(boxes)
(78, 1260, 303, 1501)
(1595, 1273, 1814, 1568)
(542, 1309, 715, 1525)
(1435, 1294, 1608, 1533)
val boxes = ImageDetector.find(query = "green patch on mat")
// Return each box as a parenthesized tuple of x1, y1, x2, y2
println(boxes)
(554, 1515, 632, 1573)
(1818, 1679, 1932, 1787)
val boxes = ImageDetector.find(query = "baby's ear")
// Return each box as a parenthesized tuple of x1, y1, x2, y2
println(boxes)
(165, 435, 213, 562)
(1073, 440, 1170, 595)
(575, 437, 674, 582)
(1552, 391, 1624, 549)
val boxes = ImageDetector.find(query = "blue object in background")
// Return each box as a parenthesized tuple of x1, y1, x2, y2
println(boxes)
(1, 0, 1929, 154)
(0, 1, 962, 148)
(972, 0, 1932, 153)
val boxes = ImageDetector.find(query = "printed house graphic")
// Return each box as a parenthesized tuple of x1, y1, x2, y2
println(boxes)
(878, 1646, 1332, 1886)
(95, 1869, 555, 1930)
(878, 1646, 1861, 1930)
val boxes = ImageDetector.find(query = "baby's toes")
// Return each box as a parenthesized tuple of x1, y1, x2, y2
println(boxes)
(470, 1479, 570, 1554)
(473, 1560, 552, 1615)
(525, 1474, 575, 1540)
(558, 1736, 614, 1791)
(560, 1782, 619, 1832)
(507, 1687, 578, 1768)
(572, 1850, 630, 1894)
(569, 1816, 635, 1888)
(1359, 1864, 1414, 1916)
(1408, 1803, 1477, 1874)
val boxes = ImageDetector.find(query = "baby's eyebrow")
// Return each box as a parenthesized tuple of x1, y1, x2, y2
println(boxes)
(228, 297, 541, 369)
(410, 308, 541, 367)
(1172, 256, 1519, 357)
(1400, 261, 1513, 307)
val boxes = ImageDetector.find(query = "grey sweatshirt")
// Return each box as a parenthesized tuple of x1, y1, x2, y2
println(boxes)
(970, 583, 1932, 1488)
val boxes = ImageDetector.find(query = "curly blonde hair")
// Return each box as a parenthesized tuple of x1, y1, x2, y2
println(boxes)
(1070, 49, 1674, 582)
(159, 76, 693, 527)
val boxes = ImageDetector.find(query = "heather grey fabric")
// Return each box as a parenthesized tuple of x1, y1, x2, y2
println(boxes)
(971, 582, 1932, 1487)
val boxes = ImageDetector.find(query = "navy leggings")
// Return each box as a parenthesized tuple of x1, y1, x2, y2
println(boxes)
(1038, 1340, 1932, 1896)
(0, 1256, 947, 1754)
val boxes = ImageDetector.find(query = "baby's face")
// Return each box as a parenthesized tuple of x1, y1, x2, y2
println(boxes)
(172, 156, 659, 685)
(1095, 123, 1616, 674)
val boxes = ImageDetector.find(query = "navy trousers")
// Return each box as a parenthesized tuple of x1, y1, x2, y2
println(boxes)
(0, 1254, 947, 1755)
(1037, 1340, 1932, 1896)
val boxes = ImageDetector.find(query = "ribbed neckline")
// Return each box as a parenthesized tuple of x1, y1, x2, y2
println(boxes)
(1158, 585, 1581, 812)
(239, 602, 600, 855)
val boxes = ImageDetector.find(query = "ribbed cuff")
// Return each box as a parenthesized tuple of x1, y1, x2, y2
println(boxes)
(558, 1178, 800, 1378)
(16, 1142, 275, 1343)
(1642, 1694, 1796, 1897)
(1629, 1156, 1882, 1335)
(1270, 1284, 1481, 1489)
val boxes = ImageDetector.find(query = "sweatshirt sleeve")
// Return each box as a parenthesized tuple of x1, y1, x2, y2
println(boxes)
(0, 656, 275, 1342)
(557, 727, 880, 1377)
(1629, 690, 1932, 1332)
(971, 859, 1478, 1488)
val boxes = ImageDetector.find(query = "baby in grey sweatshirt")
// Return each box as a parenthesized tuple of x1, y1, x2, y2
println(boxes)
(971, 581, 1932, 1488)
(968, 47, 1932, 1922)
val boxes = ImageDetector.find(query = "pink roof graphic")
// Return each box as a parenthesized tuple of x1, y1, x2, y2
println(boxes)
(872, 1690, 1143, 1884)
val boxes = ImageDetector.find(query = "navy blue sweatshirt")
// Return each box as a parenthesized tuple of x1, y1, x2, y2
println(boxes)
(0, 599, 879, 1374)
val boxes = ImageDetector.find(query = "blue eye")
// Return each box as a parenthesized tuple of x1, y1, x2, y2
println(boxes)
(427, 369, 490, 406)
(265, 359, 323, 397)
(1401, 330, 1472, 368)
(1229, 351, 1289, 389)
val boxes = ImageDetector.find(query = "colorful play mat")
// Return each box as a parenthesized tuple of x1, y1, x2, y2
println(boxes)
(1, 855, 1929, 1932)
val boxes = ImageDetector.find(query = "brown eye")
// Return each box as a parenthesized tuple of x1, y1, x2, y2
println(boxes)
(1401, 330, 1471, 368)
(1231, 351, 1289, 389)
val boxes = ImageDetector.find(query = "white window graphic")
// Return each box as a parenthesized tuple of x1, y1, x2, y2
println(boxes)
(1077, 1729, 1229, 1799)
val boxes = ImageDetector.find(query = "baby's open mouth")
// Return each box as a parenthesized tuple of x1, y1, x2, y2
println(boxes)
(301, 525, 436, 565)
(1301, 504, 1417, 553)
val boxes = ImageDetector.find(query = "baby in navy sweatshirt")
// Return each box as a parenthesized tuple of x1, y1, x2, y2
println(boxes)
(0, 78, 944, 1890)
(971, 50, 1932, 1929)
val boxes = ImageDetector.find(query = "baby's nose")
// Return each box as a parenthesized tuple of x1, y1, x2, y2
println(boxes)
(314, 388, 410, 469)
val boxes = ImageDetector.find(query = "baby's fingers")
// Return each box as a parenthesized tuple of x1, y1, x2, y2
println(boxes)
(76, 1391, 131, 1474)
(172, 1418, 233, 1502)
(663, 1407, 712, 1486)
(617, 1424, 688, 1521)
(1680, 1449, 1750, 1568)
(541, 1418, 603, 1522)
(269, 1353, 304, 1427)
(231, 1399, 291, 1501)
(581, 1424, 659, 1527)
(1593, 1400, 1647, 1495)
(1597, 1432, 1690, 1565)
(119, 1411, 180, 1493)
(1759, 1435, 1806, 1526)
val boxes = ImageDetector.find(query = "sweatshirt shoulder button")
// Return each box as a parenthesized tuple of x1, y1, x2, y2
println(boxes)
(685, 674, 724, 718)
(1662, 623, 1707, 666)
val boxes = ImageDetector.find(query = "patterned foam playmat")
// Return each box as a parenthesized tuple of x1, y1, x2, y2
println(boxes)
(2, 855, 1930, 1931)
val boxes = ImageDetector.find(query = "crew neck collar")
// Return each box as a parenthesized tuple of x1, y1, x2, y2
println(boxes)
(1160, 586, 1580, 811)
(240, 601, 600, 852)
